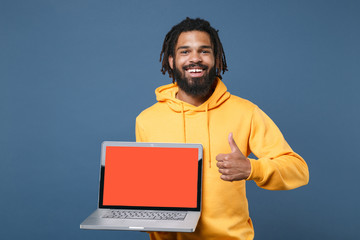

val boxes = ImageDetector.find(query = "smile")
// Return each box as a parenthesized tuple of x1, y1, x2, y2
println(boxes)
(187, 68, 204, 73)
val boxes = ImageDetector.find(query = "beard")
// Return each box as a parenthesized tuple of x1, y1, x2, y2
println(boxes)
(173, 63, 217, 98)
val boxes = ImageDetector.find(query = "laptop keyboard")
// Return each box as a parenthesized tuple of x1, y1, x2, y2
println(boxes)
(103, 210, 187, 221)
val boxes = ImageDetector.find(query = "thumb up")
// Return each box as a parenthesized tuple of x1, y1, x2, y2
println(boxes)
(216, 133, 251, 182)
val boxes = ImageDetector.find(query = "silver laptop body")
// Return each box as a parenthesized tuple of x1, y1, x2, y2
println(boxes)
(80, 141, 203, 232)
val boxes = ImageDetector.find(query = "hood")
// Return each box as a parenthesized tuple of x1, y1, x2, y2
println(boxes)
(155, 77, 231, 112)
(155, 77, 231, 168)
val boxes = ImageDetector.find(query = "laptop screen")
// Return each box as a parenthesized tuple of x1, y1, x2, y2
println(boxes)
(98, 142, 202, 211)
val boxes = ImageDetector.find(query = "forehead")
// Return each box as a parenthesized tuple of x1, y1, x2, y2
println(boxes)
(175, 31, 212, 49)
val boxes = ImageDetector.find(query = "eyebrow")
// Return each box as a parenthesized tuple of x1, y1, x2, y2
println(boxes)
(176, 45, 212, 51)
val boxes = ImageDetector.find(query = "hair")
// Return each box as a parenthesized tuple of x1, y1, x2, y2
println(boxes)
(160, 17, 228, 83)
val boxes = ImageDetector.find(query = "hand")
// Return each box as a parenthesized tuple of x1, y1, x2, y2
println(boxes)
(216, 133, 251, 182)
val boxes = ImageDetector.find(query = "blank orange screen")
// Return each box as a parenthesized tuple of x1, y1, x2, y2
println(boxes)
(103, 146, 199, 208)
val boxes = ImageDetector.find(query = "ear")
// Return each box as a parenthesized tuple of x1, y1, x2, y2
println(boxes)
(168, 55, 174, 69)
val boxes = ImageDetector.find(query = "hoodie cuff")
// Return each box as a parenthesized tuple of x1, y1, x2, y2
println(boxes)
(246, 158, 261, 181)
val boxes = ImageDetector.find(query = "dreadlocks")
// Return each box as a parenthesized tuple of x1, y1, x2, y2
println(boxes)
(160, 17, 228, 83)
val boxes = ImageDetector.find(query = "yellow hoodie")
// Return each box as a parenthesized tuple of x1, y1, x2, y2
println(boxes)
(135, 78, 309, 240)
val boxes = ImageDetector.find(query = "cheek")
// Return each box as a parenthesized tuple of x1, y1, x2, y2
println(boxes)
(203, 55, 215, 68)
(175, 57, 186, 69)
(209, 57, 216, 68)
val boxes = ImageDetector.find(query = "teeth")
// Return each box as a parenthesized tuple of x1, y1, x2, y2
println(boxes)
(188, 69, 203, 73)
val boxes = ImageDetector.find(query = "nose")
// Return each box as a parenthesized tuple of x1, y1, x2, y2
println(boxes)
(189, 51, 202, 63)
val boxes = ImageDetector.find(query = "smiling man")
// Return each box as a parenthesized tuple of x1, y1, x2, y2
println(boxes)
(170, 30, 217, 105)
(136, 17, 309, 240)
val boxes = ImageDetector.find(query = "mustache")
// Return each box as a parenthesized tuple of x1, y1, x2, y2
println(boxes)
(182, 63, 209, 70)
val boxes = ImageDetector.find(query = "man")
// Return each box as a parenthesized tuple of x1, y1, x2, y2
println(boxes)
(136, 17, 309, 240)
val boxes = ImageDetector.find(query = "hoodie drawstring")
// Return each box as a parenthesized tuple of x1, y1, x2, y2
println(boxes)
(180, 102, 212, 168)
(205, 104, 211, 168)
(181, 102, 186, 143)
(158, 79, 231, 169)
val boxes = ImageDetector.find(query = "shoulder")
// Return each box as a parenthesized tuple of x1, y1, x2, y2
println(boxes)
(226, 94, 258, 113)
(136, 102, 168, 123)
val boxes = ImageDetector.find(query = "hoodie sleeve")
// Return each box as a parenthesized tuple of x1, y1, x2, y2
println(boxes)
(246, 106, 309, 190)
(135, 117, 145, 142)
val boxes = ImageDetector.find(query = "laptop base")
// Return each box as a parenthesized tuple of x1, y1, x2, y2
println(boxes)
(80, 209, 200, 232)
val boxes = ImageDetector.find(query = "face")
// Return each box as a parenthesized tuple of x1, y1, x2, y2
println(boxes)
(169, 31, 216, 97)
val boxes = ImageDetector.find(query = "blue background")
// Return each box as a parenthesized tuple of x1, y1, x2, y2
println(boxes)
(1, 0, 359, 239)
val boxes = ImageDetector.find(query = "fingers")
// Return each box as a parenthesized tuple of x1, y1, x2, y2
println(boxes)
(215, 153, 228, 162)
(220, 174, 235, 182)
(218, 166, 238, 182)
(228, 132, 239, 153)
(228, 132, 247, 159)
(216, 160, 228, 169)
(215, 133, 250, 182)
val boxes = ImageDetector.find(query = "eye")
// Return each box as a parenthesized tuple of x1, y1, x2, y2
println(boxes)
(180, 50, 189, 54)
(201, 49, 211, 54)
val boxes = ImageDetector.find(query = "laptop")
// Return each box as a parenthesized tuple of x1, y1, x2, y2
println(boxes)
(80, 141, 203, 232)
